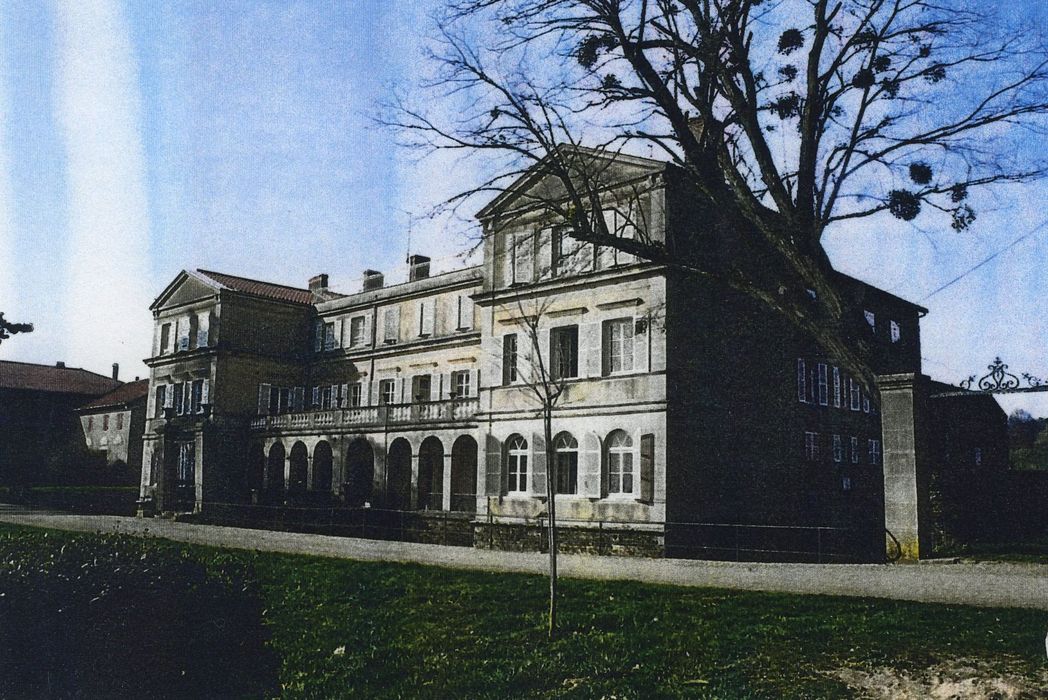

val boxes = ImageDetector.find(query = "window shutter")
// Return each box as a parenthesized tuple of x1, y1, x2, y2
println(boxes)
(163, 384, 174, 409)
(531, 432, 547, 496)
(394, 377, 405, 404)
(485, 434, 504, 496)
(579, 432, 601, 498)
(257, 384, 270, 415)
(383, 306, 400, 342)
(201, 379, 210, 405)
(311, 386, 320, 408)
(291, 387, 303, 412)
(444, 371, 455, 399)
(196, 311, 210, 348)
(579, 321, 600, 377)
(362, 314, 372, 346)
(639, 433, 655, 503)
(514, 232, 533, 284)
(796, 359, 807, 403)
(534, 328, 550, 383)
(340, 383, 349, 407)
(428, 375, 440, 402)
(490, 335, 504, 385)
(422, 301, 435, 336)
(335, 318, 344, 347)
(633, 316, 649, 373)
(460, 294, 474, 330)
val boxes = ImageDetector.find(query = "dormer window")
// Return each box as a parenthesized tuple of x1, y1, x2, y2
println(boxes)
(864, 310, 875, 332)
(890, 320, 901, 343)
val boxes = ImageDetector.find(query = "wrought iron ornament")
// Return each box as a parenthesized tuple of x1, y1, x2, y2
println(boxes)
(960, 357, 1044, 391)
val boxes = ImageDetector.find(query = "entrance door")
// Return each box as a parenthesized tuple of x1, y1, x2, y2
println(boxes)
(175, 441, 195, 509)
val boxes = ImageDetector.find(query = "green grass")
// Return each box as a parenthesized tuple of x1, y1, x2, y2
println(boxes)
(2, 523, 1046, 699)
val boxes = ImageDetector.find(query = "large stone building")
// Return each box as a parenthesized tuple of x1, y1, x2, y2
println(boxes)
(138, 152, 1003, 560)
(77, 378, 150, 477)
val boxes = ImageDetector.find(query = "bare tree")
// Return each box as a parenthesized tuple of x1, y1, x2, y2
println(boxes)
(0, 313, 33, 345)
(384, 0, 1048, 387)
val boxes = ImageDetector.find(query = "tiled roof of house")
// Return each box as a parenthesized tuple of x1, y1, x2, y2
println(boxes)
(196, 269, 317, 305)
(77, 378, 150, 411)
(0, 361, 122, 396)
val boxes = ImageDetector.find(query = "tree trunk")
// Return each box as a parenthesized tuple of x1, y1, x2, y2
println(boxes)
(544, 405, 557, 639)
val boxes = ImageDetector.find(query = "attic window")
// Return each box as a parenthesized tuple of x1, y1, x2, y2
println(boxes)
(864, 310, 875, 331)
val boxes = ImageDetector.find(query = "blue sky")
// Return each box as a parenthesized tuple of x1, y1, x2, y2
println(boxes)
(0, 1, 1045, 416)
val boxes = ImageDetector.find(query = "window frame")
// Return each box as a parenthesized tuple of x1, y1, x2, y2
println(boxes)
(553, 432, 579, 495)
(550, 325, 579, 380)
(379, 379, 396, 405)
(502, 333, 518, 385)
(603, 318, 635, 375)
(605, 430, 635, 496)
(506, 435, 529, 494)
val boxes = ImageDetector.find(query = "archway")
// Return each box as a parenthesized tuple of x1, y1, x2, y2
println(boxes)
(312, 441, 333, 494)
(418, 437, 444, 510)
(288, 442, 309, 493)
(247, 443, 265, 495)
(344, 438, 374, 507)
(386, 438, 412, 511)
(451, 435, 478, 513)
(266, 442, 285, 492)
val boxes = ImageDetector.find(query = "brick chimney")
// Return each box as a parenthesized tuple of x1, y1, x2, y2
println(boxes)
(308, 274, 329, 293)
(408, 255, 431, 282)
(362, 269, 384, 291)
(112, 363, 119, 381)
(55, 361, 65, 368)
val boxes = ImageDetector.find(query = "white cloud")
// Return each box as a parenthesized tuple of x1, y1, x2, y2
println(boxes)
(52, 0, 153, 378)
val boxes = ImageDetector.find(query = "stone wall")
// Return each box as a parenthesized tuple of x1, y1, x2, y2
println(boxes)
(473, 521, 664, 558)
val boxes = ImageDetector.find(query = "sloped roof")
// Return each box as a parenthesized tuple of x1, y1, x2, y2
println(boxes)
(196, 269, 317, 305)
(0, 361, 122, 396)
(77, 378, 150, 411)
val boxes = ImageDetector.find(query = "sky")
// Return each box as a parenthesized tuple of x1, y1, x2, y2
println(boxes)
(0, 1, 1045, 416)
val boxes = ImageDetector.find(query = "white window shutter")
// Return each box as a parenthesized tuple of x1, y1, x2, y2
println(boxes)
(429, 376, 440, 402)
(422, 300, 435, 336)
(631, 317, 648, 373)
(164, 384, 175, 409)
(580, 321, 600, 377)
(531, 431, 547, 496)
(201, 378, 210, 405)
(394, 377, 405, 404)
(467, 368, 478, 398)
(484, 434, 503, 496)
(362, 314, 372, 346)
(533, 328, 550, 384)
(257, 384, 270, 415)
(335, 318, 344, 347)
(444, 371, 455, 399)
(340, 383, 349, 407)
(579, 432, 602, 498)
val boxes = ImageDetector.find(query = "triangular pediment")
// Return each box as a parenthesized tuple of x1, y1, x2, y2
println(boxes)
(150, 271, 220, 311)
(476, 147, 668, 220)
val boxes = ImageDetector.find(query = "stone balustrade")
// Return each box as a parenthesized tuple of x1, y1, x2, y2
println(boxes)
(249, 398, 479, 432)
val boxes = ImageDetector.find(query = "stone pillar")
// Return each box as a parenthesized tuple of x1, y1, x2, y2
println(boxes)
(442, 453, 453, 511)
(410, 451, 420, 510)
(878, 373, 932, 561)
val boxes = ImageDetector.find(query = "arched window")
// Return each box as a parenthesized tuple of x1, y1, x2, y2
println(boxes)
(606, 430, 634, 495)
(506, 435, 528, 494)
(553, 432, 578, 495)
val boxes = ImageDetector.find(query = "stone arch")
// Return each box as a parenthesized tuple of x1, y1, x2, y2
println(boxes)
(344, 438, 374, 507)
(266, 442, 285, 492)
(451, 435, 478, 513)
(312, 441, 334, 493)
(288, 441, 309, 493)
(417, 436, 444, 511)
(386, 437, 412, 511)
(247, 443, 265, 494)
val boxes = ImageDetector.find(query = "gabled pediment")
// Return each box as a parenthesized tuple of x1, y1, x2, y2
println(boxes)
(150, 271, 220, 311)
(477, 147, 668, 221)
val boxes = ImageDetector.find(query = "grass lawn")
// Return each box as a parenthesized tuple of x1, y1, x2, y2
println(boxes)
(2, 523, 1046, 699)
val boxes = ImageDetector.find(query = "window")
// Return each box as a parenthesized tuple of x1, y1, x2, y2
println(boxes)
(279, 387, 291, 413)
(506, 435, 528, 494)
(863, 394, 870, 413)
(321, 385, 333, 409)
(191, 379, 204, 414)
(155, 386, 166, 417)
(606, 430, 634, 495)
(797, 358, 807, 403)
(817, 363, 828, 405)
(350, 316, 366, 346)
(269, 386, 280, 414)
(348, 383, 362, 407)
(602, 208, 638, 267)
(850, 378, 861, 411)
(832, 434, 843, 463)
(451, 370, 471, 398)
(324, 322, 336, 351)
(804, 432, 819, 462)
(173, 383, 184, 416)
(379, 379, 396, 405)
(832, 367, 841, 408)
(313, 320, 324, 352)
(554, 432, 578, 494)
(412, 375, 432, 402)
(502, 333, 518, 384)
(196, 311, 210, 347)
(116, 413, 123, 430)
(159, 323, 172, 354)
(850, 436, 860, 464)
(864, 310, 876, 332)
(550, 326, 579, 380)
(551, 226, 566, 274)
(603, 318, 634, 374)
(869, 439, 882, 465)
(176, 317, 191, 351)
(87, 416, 93, 431)
(974, 447, 982, 466)
(890, 320, 901, 343)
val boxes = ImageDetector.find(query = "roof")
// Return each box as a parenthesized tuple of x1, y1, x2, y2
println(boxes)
(0, 360, 122, 396)
(195, 269, 319, 305)
(834, 271, 929, 315)
(77, 378, 150, 411)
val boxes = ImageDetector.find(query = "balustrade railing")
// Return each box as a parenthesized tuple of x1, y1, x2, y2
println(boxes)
(249, 398, 479, 431)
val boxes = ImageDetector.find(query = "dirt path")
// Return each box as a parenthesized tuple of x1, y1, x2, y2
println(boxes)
(2, 508, 1046, 611)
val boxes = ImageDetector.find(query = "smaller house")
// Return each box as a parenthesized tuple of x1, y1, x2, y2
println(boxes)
(77, 379, 150, 477)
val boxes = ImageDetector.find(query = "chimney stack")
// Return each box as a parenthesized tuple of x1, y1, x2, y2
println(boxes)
(308, 274, 329, 293)
(112, 363, 120, 381)
(55, 361, 65, 368)
(362, 269, 384, 291)
(408, 254, 431, 282)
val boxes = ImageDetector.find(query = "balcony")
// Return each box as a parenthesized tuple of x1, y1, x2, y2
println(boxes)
(250, 398, 479, 432)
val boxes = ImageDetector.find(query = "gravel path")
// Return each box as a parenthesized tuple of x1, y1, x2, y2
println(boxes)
(2, 508, 1045, 611)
